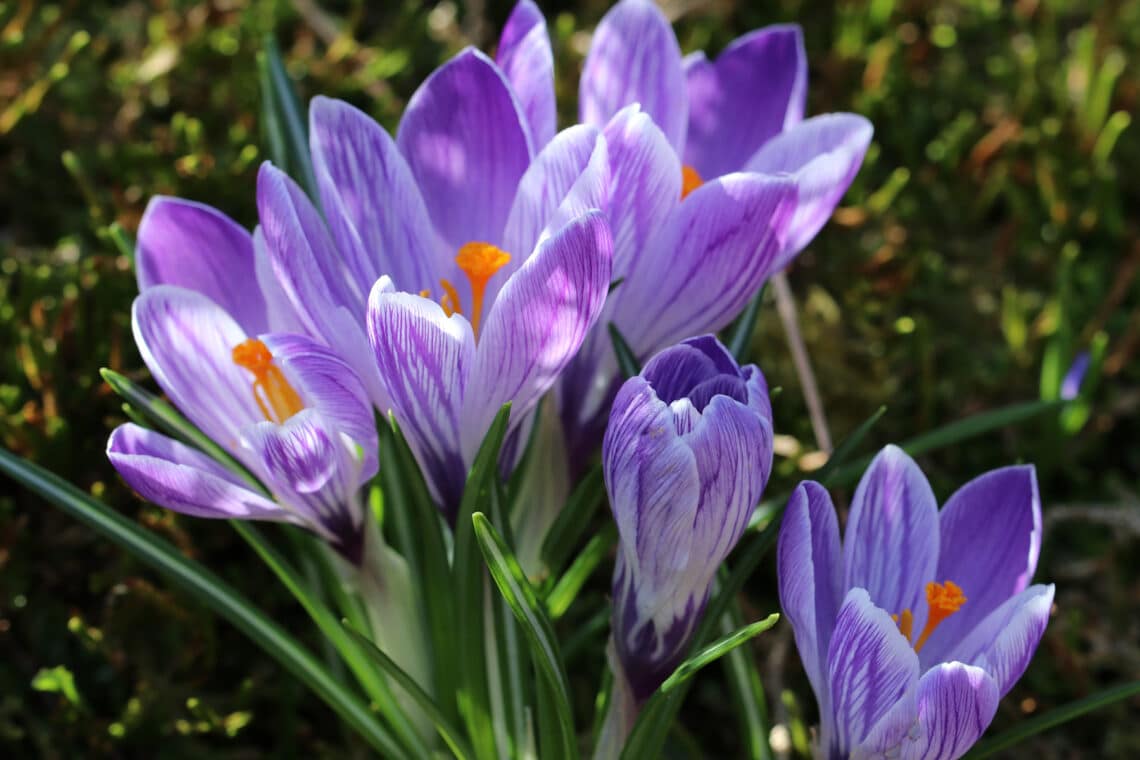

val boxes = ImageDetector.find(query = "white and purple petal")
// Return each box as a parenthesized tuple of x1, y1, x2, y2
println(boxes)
(897, 663, 999, 760)
(496, 0, 556, 149)
(683, 25, 807, 179)
(951, 584, 1054, 697)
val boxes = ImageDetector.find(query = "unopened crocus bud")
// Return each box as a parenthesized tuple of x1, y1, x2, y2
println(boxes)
(604, 335, 774, 705)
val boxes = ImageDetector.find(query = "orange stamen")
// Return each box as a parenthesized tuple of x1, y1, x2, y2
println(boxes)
(438, 279, 461, 318)
(681, 165, 704, 200)
(914, 580, 966, 652)
(232, 338, 304, 424)
(455, 242, 510, 337)
(892, 609, 915, 643)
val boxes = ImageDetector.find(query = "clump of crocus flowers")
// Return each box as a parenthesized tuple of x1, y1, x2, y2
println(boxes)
(91, 2, 1059, 759)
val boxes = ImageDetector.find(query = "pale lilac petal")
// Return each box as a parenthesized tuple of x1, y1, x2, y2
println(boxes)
(464, 211, 613, 463)
(251, 227, 308, 335)
(580, 0, 687, 153)
(256, 163, 387, 407)
(241, 409, 365, 560)
(132, 285, 263, 450)
(136, 197, 270, 335)
(497, 124, 609, 306)
(951, 584, 1054, 697)
(778, 481, 843, 711)
(827, 588, 920, 756)
(496, 0, 556, 149)
(309, 96, 451, 295)
(108, 424, 287, 522)
(367, 283, 475, 516)
(1061, 352, 1091, 400)
(843, 445, 939, 620)
(745, 113, 873, 264)
(608, 172, 796, 358)
(894, 664, 999, 760)
(683, 25, 807, 179)
(397, 48, 532, 251)
(919, 466, 1042, 665)
(261, 332, 378, 482)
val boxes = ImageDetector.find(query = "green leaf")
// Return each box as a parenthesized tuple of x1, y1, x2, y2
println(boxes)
(963, 679, 1140, 759)
(343, 622, 476, 760)
(608, 322, 641, 379)
(621, 613, 779, 759)
(721, 599, 771, 760)
(540, 461, 605, 579)
(816, 405, 887, 486)
(0, 448, 404, 758)
(452, 404, 512, 760)
(473, 512, 578, 760)
(545, 523, 617, 620)
(257, 50, 288, 170)
(31, 666, 84, 708)
(261, 36, 318, 200)
(377, 415, 458, 722)
(725, 285, 766, 362)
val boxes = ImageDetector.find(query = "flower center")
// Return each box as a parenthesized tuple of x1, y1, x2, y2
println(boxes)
(892, 580, 966, 653)
(232, 338, 304, 424)
(423, 242, 511, 338)
(681, 165, 704, 200)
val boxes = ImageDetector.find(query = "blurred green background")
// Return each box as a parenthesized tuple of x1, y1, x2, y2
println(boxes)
(1, 0, 1137, 756)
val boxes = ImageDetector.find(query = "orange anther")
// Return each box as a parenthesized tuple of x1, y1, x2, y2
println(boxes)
(232, 338, 304, 424)
(681, 165, 704, 200)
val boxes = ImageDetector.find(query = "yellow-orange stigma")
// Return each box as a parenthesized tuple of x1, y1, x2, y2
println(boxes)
(455, 242, 510, 336)
(231, 338, 304, 424)
(895, 580, 967, 653)
(681, 165, 704, 200)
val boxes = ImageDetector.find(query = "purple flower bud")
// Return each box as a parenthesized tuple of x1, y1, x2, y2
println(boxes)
(604, 335, 773, 702)
(1061, 351, 1091, 401)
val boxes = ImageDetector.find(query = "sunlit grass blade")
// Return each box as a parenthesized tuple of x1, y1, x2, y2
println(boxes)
(473, 512, 578, 760)
(725, 285, 766, 362)
(344, 622, 476, 760)
(453, 404, 512, 760)
(963, 679, 1140, 759)
(377, 415, 459, 722)
(545, 523, 617, 620)
(608, 322, 641, 379)
(261, 36, 318, 199)
(488, 481, 530, 757)
(540, 461, 605, 579)
(621, 614, 779, 759)
(0, 448, 404, 758)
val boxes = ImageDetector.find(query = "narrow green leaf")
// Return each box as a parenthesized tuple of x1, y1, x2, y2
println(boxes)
(100, 222, 135, 262)
(721, 599, 771, 760)
(488, 481, 530, 757)
(725, 285, 766, 362)
(0, 448, 404, 758)
(262, 36, 318, 199)
(257, 50, 288, 169)
(545, 523, 617, 620)
(964, 679, 1140, 759)
(816, 405, 887, 486)
(659, 614, 778, 693)
(377, 416, 458, 722)
(473, 512, 578, 760)
(453, 404, 513, 760)
(540, 462, 605, 579)
(344, 622, 476, 760)
(608, 322, 641, 379)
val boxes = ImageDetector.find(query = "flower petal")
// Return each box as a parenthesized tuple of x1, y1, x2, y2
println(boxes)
(108, 424, 287, 521)
(952, 584, 1054, 697)
(745, 113, 874, 264)
(779, 481, 844, 713)
(608, 172, 796, 358)
(256, 162, 387, 407)
(897, 663, 999, 760)
(132, 285, 263, 450)
(580, 0, 687, 153)
(136, 197, 270, 335)
(367, 283, 475, 517)
(397, 47, 532, 251)
(496, 0, 556, 149)
(464, 211, 613, 463)
(683, 25, 807, 179)
(309, 96, 451, 295)
(261, 332, 378, 482)
(919, 466, 1042, 666)
(843, 445, 940, 620)
(827, 588, 920, 756)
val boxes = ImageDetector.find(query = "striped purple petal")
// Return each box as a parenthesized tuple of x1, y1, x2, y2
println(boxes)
(496, 0, 556, 149)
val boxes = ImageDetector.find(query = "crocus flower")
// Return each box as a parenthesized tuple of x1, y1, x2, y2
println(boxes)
(778, 445, 1054, 759)
(289, 48, 613, 518)
(554, 0, 872, 465)
(1060, 351, 1091, 401)
(107, 285, 376, 564)
(603, 335, 773, 730)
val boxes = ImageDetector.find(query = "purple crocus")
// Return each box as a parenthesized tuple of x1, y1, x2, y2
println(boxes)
(778, 445, 1054, 759)
(107, 286, 376, 564)
(602, 335, 773, 738)
(554, 0, 872, 465)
